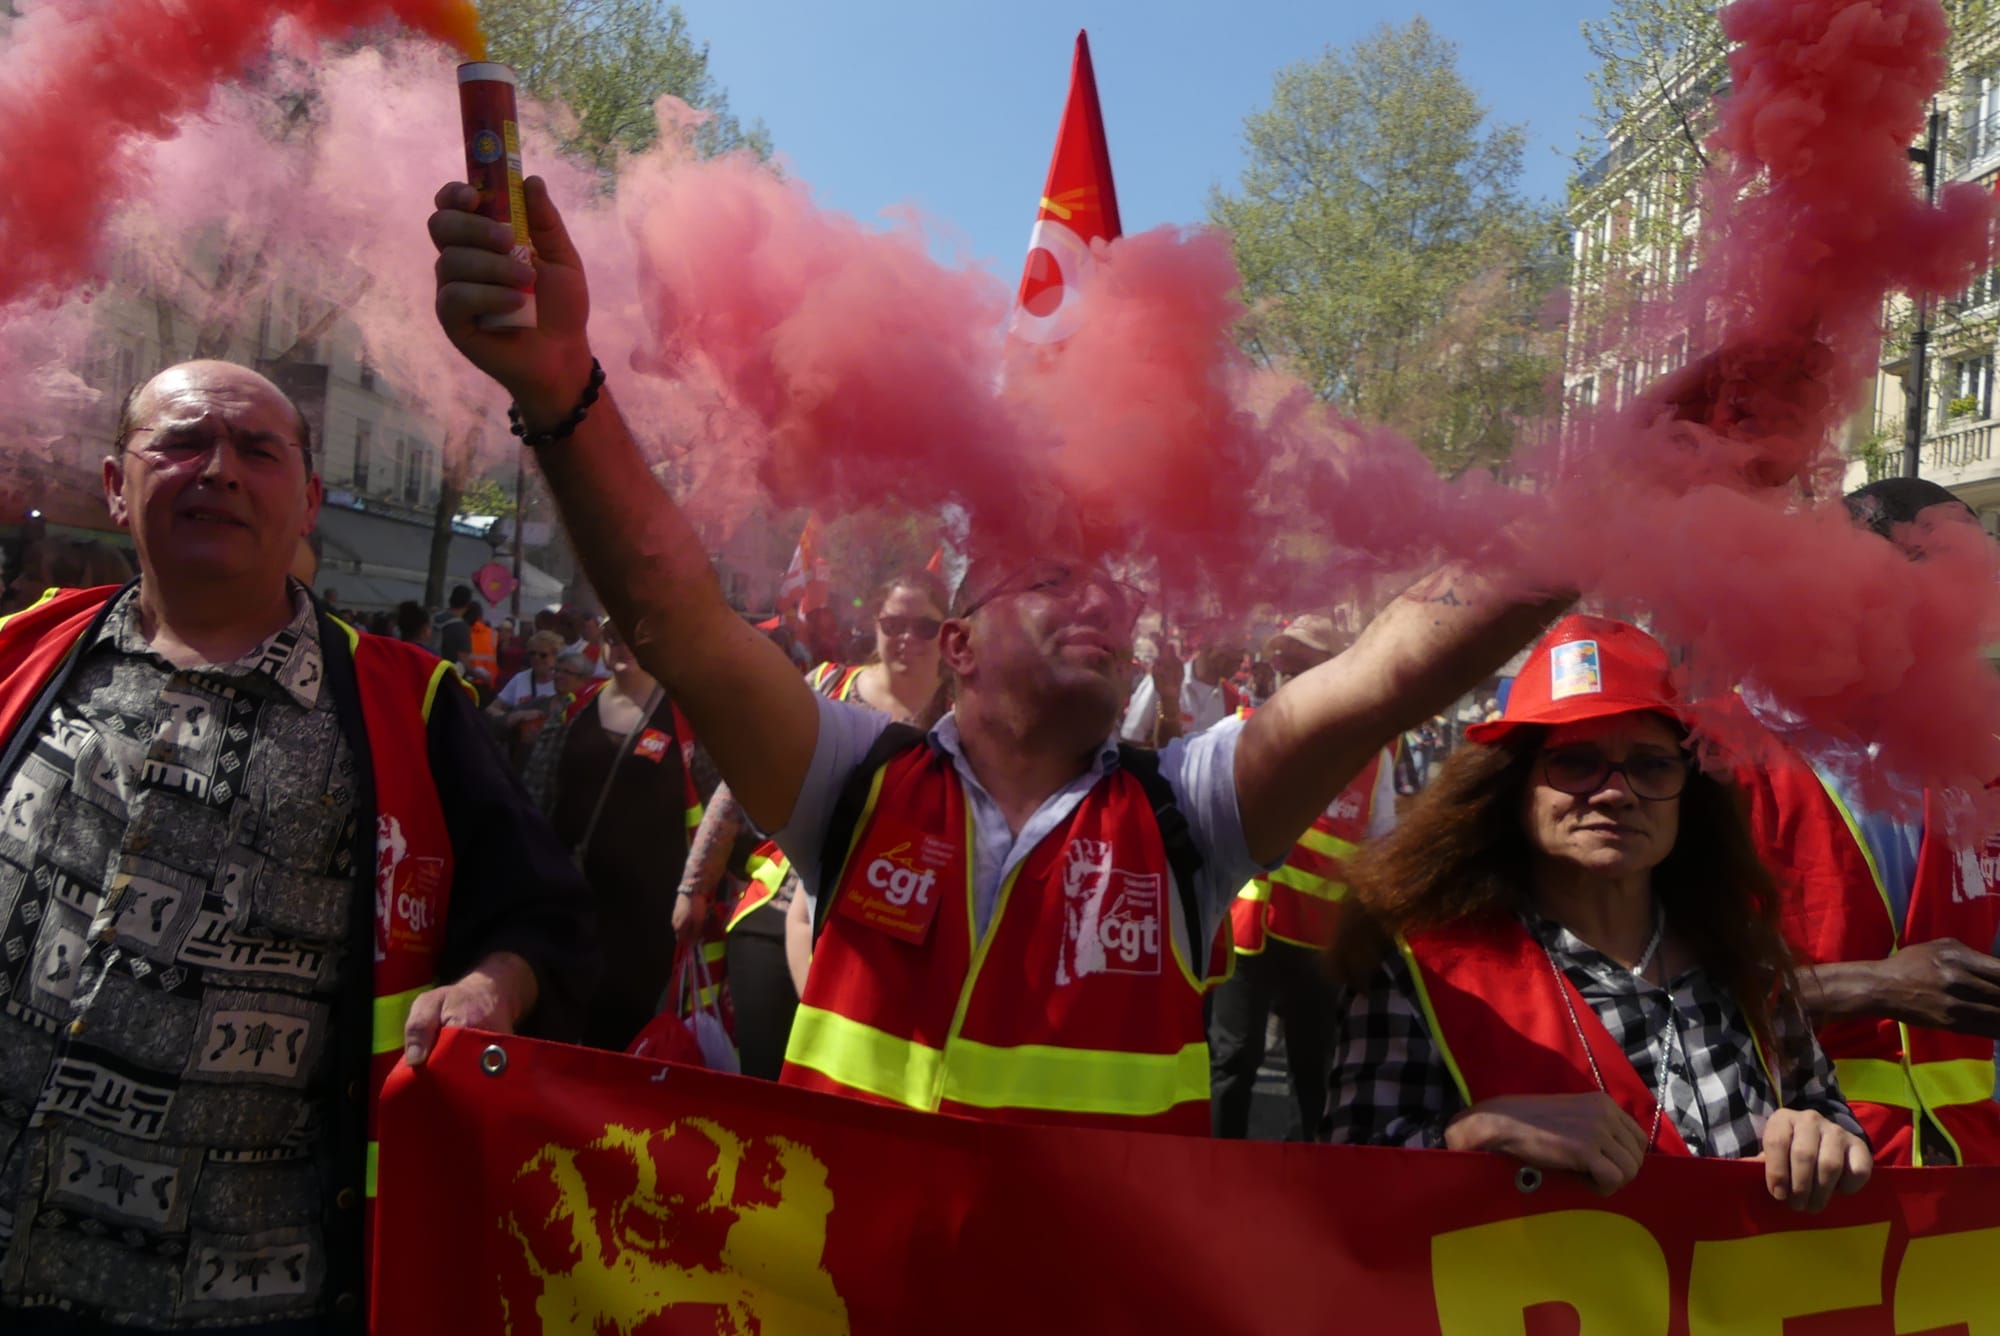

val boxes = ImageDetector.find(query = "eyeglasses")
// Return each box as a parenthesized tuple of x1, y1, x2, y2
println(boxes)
(878, 615, 942, 641)
(958, 561, 1147, 631)
(126, 423, 311, 474)
(1539, 746, 1690, 801)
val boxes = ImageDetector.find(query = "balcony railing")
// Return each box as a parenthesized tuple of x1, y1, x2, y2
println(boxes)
(1926, 417, 2000, 473)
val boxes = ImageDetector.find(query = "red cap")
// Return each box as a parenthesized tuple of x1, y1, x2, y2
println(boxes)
(1466, 615, 1679, 746)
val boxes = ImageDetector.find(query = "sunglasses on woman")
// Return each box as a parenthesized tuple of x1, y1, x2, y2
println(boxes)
(1539, 745, 1690, 801)
(878, 615, 942, 641)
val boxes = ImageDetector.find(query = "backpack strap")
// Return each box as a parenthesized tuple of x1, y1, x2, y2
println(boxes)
(812, 722, 931, 940)
(1117, 743, 1212, 983)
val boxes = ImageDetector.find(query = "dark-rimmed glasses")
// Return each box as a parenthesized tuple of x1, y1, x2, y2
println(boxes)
(878, 615, 942, 641)
(1539, 746, 1690, 801)
(957, 561, 1147, 632)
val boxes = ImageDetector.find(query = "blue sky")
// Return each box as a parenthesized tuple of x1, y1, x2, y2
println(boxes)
(686, 0, 1607, 278)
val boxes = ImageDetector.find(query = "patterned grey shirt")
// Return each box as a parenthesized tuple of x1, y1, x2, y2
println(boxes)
(0, 583, 359, 1328)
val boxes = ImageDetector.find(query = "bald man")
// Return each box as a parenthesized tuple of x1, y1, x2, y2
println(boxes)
(0, 360, 593, 1333)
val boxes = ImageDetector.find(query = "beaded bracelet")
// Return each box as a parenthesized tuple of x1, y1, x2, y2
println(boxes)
(508, 359, 606, 448)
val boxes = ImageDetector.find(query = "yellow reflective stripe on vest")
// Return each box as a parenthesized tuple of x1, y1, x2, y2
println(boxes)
(789, 1006, 943, 1107)
(685, 801, 705, 837)
(372, 985, 431, 1056)
(750, 850, 792, 892)
(0, 586, 62, 638)
(1269, 863, 1346, 902)
(1298, 828, 1358, 861)
(943, 1036, 1208, 1116)
(1234, 878, 1273, 904)
(788, 1005, 1206, 1117)
(1812, 771, 1897, 942)
(365, 1142, 380, 1199)
(1396, 934, 1473, 1107)
(1835, 1056, 1996, 1111)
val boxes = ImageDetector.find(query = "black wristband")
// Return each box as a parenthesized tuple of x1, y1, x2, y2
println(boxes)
(509, 360, 606, 448)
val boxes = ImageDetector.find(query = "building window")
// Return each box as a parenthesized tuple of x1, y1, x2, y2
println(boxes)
(353, 422, 372, 492)
(1944, 353, 1993, 424)
(1968, 70, 2000, 164)
(392, 436, 410, 504)
(404, 443, 426, 507)
(358, 355, 376, 393)
(288, 292, 319, 360)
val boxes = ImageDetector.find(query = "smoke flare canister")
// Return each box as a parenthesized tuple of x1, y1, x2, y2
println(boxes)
(457, 62, 536, 330)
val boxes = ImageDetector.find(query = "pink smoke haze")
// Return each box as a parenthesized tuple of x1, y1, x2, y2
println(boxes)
(0, 0, 485, 308)
(2, 0, 2000, 808)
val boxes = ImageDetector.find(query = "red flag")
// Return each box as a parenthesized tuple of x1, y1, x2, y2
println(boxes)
(777, 513, 830, 614)
(1013, 31, 1122, 344)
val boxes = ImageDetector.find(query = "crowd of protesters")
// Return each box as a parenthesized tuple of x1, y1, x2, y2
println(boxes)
(0, 184, 1993, 1332)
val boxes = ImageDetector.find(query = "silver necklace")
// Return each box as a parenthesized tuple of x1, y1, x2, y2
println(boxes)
(1542, 906, 1676, 1151)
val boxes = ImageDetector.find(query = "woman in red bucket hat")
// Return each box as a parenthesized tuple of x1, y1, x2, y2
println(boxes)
(1324, 615, 1871, 1210)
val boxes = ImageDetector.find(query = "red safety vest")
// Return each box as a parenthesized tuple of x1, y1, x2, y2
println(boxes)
(727, 663, 863, 934)
(1401, 914, 1779, 1157)
(1231, 741, 1388, 956)
(780, 743, 1213, 1133)
(1749, 753, 2000, 1166)
(0, 587, 460, 1277)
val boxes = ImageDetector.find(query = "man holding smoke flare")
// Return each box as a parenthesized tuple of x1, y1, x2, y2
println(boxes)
(429, 172, 1582, 1131)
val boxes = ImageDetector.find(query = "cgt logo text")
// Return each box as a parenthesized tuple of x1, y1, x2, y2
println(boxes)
(1428, 1209, 1994, 1334)
(866, 839, 952, 908)
(1099, 884, 1160, 966)
(389, 857, 446, 949)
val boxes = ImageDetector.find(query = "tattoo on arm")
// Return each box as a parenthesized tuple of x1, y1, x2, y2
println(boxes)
(1403, 571, 1467, 607)
(678, 792, 745, 897)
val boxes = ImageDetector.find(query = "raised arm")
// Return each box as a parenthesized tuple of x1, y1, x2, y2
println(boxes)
(1235, 567, 1568, 865)
(428, 179, 820, 831)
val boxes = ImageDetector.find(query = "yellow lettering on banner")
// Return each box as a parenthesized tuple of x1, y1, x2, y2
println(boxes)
(1432, 1210, 1668, 1335)
(1894, 1228, 2000, 1335)
(1687, 1224, 1888, 1336)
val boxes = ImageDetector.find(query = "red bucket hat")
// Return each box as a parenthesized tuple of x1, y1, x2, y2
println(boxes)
(1466, 614, 1680, 746)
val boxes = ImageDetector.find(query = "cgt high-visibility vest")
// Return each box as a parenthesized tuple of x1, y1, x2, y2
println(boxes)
(1399, 913, 1780, 1157)
(0, 586, 461, 1279)
(780, 739, 1216, 1133)
(1230, 735, 1389, 957)
(1750, 753, 2000, 1166)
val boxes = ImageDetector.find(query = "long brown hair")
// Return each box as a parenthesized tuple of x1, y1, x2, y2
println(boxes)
(1329, 722, 1799, 1047)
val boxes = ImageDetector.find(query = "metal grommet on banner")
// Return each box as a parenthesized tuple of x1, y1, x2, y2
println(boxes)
(1515, 1166, 1543, 1194)
(479, 1044, 509, 1078)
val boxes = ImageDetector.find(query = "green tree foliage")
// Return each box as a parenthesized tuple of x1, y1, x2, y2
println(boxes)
(457, 475, 519, 517)
(1578, 0, 1725, 171)
(1212, 19, 1564, 474)
(477, 0, 771, 170)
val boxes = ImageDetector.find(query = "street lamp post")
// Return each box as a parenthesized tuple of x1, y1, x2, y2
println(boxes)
(1904, 106, 1946, 479)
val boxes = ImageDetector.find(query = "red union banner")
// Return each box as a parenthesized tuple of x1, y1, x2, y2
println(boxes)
(374, 1029, 2000, 1334)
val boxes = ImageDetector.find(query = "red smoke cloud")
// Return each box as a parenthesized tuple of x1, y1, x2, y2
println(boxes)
(2, 0, 1999, 807)
(0, 0, 482, 307)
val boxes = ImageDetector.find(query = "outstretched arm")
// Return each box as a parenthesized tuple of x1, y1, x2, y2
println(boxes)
(1235, 566, 1568, 865)
(429, 178, 820, 832)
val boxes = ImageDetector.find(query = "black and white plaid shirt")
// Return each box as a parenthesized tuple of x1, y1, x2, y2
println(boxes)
(1325, 911, 1863, 1157)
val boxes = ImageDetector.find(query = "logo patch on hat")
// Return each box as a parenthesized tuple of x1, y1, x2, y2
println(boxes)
(1550, 641, 1602, 700)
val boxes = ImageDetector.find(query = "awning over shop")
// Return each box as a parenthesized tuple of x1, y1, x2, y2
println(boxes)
(314, 504, 561, 613)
